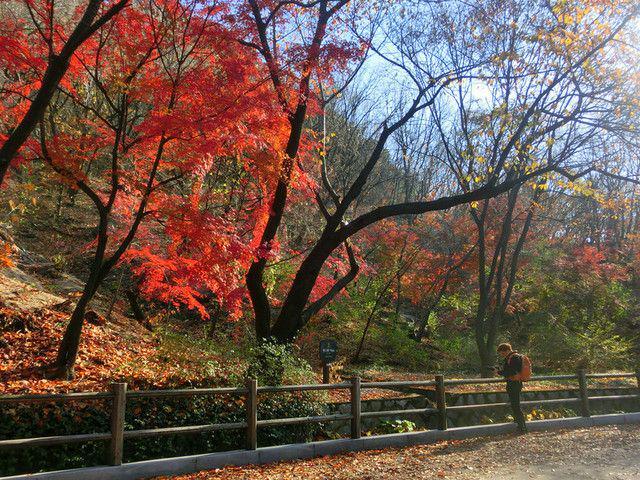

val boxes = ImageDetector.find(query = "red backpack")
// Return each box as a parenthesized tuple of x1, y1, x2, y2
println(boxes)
(508, 353, 532, 382)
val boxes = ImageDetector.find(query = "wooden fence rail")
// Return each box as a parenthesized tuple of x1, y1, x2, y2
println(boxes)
(0, 370, 638, 470)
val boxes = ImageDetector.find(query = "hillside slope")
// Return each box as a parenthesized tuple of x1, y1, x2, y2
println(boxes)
(0, 259, 240, 394)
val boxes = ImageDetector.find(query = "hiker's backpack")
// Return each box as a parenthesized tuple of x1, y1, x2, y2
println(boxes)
(509, 353, 532, 382)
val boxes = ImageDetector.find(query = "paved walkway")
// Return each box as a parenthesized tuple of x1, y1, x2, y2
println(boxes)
(452, 424, 639, 479)
(159, 425, 640, 479)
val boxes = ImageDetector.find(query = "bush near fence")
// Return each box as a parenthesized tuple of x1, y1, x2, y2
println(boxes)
(0, 390, 326, 476)
(1, 341, 330, 476)
(1, 370, 638, 477)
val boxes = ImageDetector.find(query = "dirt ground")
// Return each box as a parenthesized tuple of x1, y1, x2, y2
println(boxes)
(0, 266, 65, 311)
(159, 425, 640, 480)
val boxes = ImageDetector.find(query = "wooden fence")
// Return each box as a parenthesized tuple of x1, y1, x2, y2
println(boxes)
(1, 370, 638, 470)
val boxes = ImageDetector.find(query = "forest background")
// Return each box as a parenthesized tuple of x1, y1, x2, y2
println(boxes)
(1, 0, 640, 393)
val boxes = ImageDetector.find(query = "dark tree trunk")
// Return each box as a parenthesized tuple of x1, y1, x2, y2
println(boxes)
(247, 107, 306, 340)
(0, 56, 68, 183)
(246, 260, 272, 339)
(414, 309, 433, 341)
(472, 186, 539, 377)
(126, 288, 151, 331)
(55, 275, 100, 379)
(477, 333, 497, 378)
(270, 237, 337, 341)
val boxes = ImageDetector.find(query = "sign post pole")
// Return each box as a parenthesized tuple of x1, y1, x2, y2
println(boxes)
(322, 362, 330, 384)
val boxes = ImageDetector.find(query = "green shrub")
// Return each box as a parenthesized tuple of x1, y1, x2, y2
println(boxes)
(245, 341, 314, 385)
(245, 341, 329, 446)
(342, 320, 432, 371)
(0, 400, 111, 476)
(372, 419, 416, 435)
(1, 344, 328, 476)
(0, 395, 245, 476)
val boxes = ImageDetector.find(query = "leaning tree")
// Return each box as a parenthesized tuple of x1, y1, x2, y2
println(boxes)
(238, 0, 640, 342)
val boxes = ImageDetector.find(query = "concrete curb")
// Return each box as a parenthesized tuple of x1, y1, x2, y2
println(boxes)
(4, 413, 639, 480)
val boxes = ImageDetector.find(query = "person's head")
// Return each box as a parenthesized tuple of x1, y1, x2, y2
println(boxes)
(497, 343, 513, 358)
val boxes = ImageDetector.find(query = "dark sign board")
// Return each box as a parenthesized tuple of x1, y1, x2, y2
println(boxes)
(319, 339, 338, 363)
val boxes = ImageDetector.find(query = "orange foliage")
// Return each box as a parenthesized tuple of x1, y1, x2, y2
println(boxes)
(0, 241, 13, 268)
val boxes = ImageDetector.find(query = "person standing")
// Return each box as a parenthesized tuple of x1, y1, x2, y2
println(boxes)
(496, 343, 528, 433)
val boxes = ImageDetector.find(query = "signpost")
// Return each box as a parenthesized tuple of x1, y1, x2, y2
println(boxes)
(319, 339, 338, 384)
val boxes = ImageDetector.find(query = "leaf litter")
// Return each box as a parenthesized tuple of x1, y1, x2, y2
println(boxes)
(158, 425, 640, 480)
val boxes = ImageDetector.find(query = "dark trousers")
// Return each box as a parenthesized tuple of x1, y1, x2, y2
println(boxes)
(506, 380, 526, 430)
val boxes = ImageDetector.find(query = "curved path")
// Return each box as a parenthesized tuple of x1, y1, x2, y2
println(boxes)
(160, 425, 640, 479)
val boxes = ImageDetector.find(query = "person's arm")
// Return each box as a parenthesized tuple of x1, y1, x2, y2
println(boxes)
(497, 359, 507, 376)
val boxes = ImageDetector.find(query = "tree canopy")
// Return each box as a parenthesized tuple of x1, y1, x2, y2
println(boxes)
(1, 0, 639, 378)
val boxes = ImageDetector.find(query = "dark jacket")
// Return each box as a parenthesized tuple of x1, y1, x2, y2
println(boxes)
(497, 352, 523, 380)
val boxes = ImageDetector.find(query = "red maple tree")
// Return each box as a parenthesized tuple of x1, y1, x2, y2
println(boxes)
(35, 0, 284, 378)
(0, 0, 129, 185)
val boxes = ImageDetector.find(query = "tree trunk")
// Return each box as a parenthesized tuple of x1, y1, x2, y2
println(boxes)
(478, 341, 497, 378)
(474, 309, 498, 377)
(474, 298, 495, 377)
(246, 260, 272, 339)
(53, 210, 108, 380)
(270, 238, 337, 341)
(54, 280, 97, 379)
(414, 308, 433, 340)
(126, 288, 151, 331)
(247, 107, 307, 341)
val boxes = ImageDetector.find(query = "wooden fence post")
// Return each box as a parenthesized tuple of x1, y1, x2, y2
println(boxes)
(577, 369, 590, 417)
(350, 376, 361, 439)
(108, 382, 126, 466)
(246, 378, 258, 450)
(435, 374, 447, 430)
